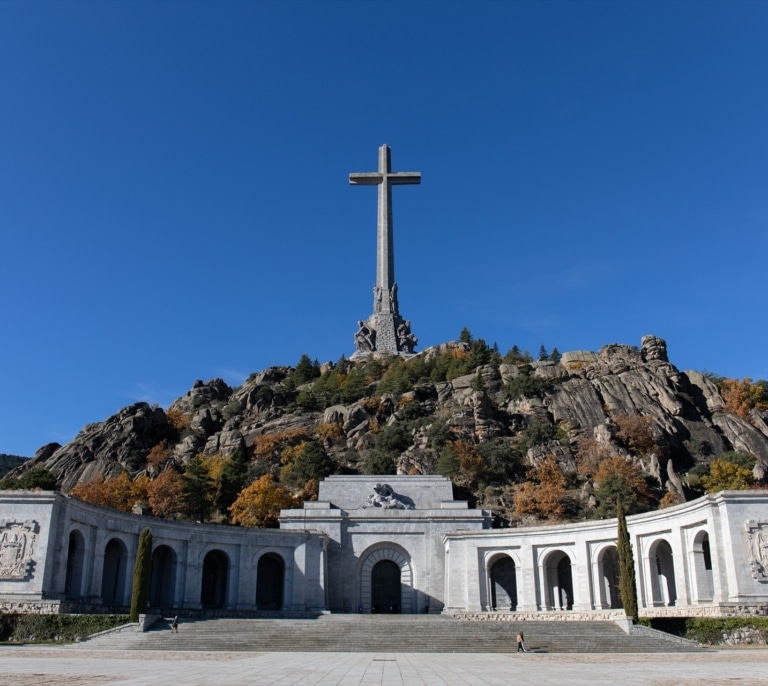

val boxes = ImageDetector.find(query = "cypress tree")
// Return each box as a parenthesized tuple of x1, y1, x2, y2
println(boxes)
(617, 500, 639, 622)
(129, 528, 152, 622)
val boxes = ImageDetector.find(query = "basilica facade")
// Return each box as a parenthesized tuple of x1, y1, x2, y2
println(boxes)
(1, 477, 767, 620)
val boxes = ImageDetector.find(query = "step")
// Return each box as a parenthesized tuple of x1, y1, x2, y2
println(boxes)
(77, 616, 704, 654)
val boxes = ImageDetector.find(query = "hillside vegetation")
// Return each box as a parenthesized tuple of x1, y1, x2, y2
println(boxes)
(0, 454, 28, 478)
(3, 332, 767, 526)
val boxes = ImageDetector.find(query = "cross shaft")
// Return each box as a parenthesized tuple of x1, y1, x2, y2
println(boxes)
(350, 145, 421, 300)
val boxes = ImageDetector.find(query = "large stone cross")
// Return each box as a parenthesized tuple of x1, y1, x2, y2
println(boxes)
(349, 145, 420, 356)
(350, 145, 421, 313)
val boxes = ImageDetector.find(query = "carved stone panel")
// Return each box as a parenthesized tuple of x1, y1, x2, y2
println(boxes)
(745, 520, 768, 582)
(0, 520, 39, 580)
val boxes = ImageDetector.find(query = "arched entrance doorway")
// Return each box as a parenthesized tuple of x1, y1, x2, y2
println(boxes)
(359, 545, 414, 614)
(256, 553, 284, 610)
(150, 545, 177, 608)
(598, 546, 621, 609)
(371, 560, 401, 613)
(692, 531, 714, 603)
(489, 556, 517, 611)
(64, 530, 86, 600)
(200, 550, 228, 609)
(650, 539, 676, 606)
(544, 550, 573, 610)
(101, 538, 128, 605)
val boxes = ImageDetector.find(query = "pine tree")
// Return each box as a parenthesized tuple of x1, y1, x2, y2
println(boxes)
(282, 441, 335, 487)
(129, 528, 152, 621)
(503, 345, 522, 364)
(181, 455, 215, 523)
(293, 354, 320, 386)
(471, 368, 486, 391)
(538, 344, 548, 361)
(617, 500, 639, 622)
(215, 450, 249, 517)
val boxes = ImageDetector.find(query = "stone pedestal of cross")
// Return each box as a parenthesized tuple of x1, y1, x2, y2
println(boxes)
(350, 145, 420, 357)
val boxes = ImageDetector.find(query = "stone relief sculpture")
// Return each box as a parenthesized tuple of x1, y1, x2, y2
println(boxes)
(364, 483, 415, 510)
(354, 321, 376, 353)
(0, 520, 38, 580)
(373, 285, 384, 314)
(397, 321, 418, 354)
(389, 283, 398, 314)
(746, 520, 768, 581)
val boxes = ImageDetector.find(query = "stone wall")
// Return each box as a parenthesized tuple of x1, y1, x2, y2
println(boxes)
(0, 600, 62, 614)
(641, 604, 768, 619)
(716, 626, 768, 646)
(448, 610, 627, 622)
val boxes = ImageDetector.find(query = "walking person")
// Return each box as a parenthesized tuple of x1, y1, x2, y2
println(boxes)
(171, 616, 179, 633)
(516, 630, 526, 653)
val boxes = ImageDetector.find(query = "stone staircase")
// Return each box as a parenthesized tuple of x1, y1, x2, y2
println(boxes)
(76, 615, 704, 653)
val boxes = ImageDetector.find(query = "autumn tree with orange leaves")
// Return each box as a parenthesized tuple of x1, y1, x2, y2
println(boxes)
(719, 378, 768, 419)
(575, 437, 616, 479)
(514, 455, 567, 520)
(593, 456, 650, 517)
(146, 468, 184, 518)
(613, 414, 657, 457)
(69, 472, 148, 512)
(145, 441, 172, 474)
(229, 474, 296, 528)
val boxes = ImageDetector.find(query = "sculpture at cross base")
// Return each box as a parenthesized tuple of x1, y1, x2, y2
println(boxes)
(350, 145, 420, 357)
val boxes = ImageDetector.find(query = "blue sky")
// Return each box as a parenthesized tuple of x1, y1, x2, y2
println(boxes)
(2, 1, 767, 457)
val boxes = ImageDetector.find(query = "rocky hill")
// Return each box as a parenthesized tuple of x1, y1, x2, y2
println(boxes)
(7, 334, 768, 522)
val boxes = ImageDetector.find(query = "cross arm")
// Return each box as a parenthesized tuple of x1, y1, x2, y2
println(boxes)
(349, 173, 383, 185)
(349, 172, 421, 185)
(389, 173, 421, 185)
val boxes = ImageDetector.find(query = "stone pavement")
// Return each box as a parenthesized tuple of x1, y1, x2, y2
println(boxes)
(1, 647, 768, 685)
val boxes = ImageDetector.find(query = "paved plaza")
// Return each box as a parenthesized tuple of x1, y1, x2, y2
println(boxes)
(1, 647, 768, 686)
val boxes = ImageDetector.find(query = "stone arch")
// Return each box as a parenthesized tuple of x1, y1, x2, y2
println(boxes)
(691, 530, 714, 603)
(597, 545, 621, 609)
(200, 549, 229, 609)
(488, 554, 518, 611)
(256, 552, 285, 611)
(359, 544, 414, 614)
(648, 539, 677, 606)
(543, 549, 573, 610)
(64, 529, 87, 600)
(101, 537, 128, 605)
(150, 544, 177, 608)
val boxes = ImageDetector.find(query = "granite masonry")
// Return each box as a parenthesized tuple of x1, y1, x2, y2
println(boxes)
(1, 478, 767, 620)
(351, 145, 419, 357)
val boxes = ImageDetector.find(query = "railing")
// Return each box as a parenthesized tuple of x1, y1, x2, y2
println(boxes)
(631, 623, 700, 646)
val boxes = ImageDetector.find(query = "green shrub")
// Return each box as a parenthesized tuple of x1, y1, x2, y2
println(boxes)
(363, 450, 396, 475)
(1, 613, 129, 643)
(684, 617, 768, 645)
(0, 468, 57, 491)
(639, 617, 768, 644)
(505, 366, 550, 399)
(520, 422, 556, 449)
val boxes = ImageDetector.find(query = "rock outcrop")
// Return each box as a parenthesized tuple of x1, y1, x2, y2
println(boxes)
(7, 335, 768, 507)
(18, 403, 176, 492)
